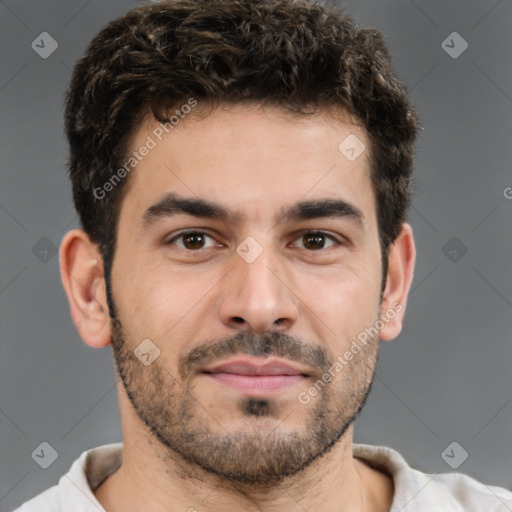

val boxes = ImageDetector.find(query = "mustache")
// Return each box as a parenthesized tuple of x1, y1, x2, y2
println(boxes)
(178, 330, 332, 380)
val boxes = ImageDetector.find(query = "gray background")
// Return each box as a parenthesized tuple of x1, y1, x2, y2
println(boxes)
(1, 0, 511, 510)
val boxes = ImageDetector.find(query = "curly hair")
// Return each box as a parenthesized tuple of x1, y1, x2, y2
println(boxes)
(64, 0, 420, 307)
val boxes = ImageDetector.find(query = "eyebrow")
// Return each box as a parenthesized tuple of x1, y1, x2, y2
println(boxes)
(139, 192, 366, 232)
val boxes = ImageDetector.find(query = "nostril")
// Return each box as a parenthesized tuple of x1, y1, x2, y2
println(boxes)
(233, 317, 244, 324)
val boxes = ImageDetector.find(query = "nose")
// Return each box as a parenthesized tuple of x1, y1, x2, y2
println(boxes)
(218, 242, 299, 333)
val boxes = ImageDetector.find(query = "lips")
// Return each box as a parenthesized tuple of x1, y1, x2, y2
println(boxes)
(203, 357, 308, 377)
(201, 356, 308, 394)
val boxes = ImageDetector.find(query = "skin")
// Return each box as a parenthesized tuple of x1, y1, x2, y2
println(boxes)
(60, 103, 415, 512)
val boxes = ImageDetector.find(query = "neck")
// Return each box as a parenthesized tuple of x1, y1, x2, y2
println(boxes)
(94, 421, 393, 512)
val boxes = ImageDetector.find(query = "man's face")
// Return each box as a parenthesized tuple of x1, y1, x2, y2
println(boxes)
(108, 103, 383, 484)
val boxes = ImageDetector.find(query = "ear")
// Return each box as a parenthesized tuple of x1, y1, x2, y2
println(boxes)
(59, 229, 112, 348)
(379, 222, 416, 341)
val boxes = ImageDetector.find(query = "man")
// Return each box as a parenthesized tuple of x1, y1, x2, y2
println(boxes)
(13, 0, 512, 510)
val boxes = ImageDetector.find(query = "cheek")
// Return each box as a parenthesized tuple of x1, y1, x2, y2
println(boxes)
(301, 261, 381, 342)
(313, 255, 380, 305)
(117, 263, 213, 342)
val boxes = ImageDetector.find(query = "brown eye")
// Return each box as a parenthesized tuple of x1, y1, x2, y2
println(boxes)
(166, 231, 216, 250)
(292, 231, 339, 250)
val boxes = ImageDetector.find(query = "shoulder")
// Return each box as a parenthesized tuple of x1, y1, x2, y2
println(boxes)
(353, 443, 512, 511)
(418, 469, 512, 511)
(9, 443, 122, 512)
(9, 485, 59, 512)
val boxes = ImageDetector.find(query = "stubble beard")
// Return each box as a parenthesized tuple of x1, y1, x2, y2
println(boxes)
(109, 315, 378, 486)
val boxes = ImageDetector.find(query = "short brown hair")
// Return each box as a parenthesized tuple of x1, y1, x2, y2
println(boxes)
(64, 0, 420, 310)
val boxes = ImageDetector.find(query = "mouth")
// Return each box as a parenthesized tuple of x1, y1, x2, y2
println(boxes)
(201, 356, 310, 395)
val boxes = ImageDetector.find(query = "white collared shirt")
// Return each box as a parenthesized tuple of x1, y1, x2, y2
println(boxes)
(12, 442, 512, 511)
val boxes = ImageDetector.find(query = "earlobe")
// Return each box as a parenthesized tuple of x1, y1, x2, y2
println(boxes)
(379, 223, 416, 342)
(59, 229, 112, 348)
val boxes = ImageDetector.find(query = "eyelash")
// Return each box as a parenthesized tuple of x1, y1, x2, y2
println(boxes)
(165, 230, 343, 251)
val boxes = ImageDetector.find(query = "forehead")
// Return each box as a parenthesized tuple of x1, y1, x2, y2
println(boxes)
(118, 103, 376, 232)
